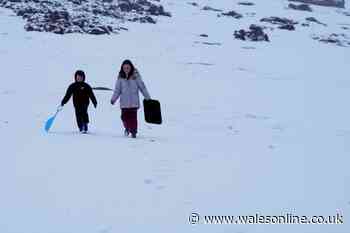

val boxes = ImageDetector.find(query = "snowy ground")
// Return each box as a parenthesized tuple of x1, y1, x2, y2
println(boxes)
(0, 0, 349, 232)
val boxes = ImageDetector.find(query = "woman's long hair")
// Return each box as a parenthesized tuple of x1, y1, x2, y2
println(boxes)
(119, 59, 135, 79)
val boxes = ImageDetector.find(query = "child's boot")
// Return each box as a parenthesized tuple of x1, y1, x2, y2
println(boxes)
(82, 124, 88, 134)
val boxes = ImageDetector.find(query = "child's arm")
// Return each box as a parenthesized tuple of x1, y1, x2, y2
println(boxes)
(61, 84, 74, 106)
(88, 86, 98, 108)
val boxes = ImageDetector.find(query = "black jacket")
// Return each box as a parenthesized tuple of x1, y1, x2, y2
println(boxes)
(61, 82, 97, 108)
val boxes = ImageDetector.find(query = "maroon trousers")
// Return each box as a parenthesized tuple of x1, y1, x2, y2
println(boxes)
(121, 108, 138, 134)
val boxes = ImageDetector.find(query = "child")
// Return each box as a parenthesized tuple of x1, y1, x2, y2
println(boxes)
(61, 70, 97, 133)
(111, 60, 151, 138)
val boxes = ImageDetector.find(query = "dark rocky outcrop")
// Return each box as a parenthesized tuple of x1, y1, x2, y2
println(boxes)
(312, 33, 350, 46)
(202, 6, 222, 12)
(306, 17, 327, 26)
(238, 2, 255, 6)
(118, 0, 171, 17)
(278, 24, 296, 30)
(188, 2, 198, 7)
(260, 16, 298, 30)
(288, 3, 313, 11)
(288, 0, 345, 8)
(0, 0, 171, 35)
(260, 16, 298, 26)
(234, 24, 270, 42)
(202, 42, 221, 46)
(220, 10, 243, 19)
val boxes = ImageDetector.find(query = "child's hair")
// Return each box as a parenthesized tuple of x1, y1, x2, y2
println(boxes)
(119, 60, 135, 79)
(75, 70, 86, 81)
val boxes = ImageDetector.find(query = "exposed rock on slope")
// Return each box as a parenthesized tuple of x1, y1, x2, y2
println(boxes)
(312, 33, 350, 46)
(0, 0, 171, 34)
(234, 25, 270, 42)
(288, 3, 313, 11)
(288, 0, 345, 8)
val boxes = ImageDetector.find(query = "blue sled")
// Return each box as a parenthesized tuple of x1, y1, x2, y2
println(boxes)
(44, 107, 62, 133)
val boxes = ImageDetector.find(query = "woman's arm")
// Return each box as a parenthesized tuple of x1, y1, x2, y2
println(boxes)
(111, 79, 122, 104)
(135, 71, 151, 100)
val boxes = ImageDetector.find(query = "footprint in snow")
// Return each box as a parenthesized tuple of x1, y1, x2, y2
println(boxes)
(144, 179, 166, 191)
(183, 200, 193, 205)
(1, 90, 15, 95)
(144, 179, 153, 185)
(198, 153, 209, 159)
(184, 159, 193, 164)
(336, 130, 350, 137)
(245, 113, 270, 120)
(242, 46, 256, 50)
(98, 226, 112, 233)
(146, 159, 176, 191)
(156, 185, 166, 190)
(271, 125, 285, 132)
(186, 62, 214, 66)
(227, 126, 239, 134)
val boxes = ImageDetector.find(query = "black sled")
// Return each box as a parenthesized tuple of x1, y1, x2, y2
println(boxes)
(143, 99, 162, 125)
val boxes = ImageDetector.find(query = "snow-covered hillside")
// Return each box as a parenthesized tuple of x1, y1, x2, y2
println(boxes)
(0, 0, 349, 233)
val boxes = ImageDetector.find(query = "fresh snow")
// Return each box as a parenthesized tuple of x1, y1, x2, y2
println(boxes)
(0, 0, 349, 233)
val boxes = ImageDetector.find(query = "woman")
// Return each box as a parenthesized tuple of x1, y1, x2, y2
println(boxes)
(111, 60, 151, 138)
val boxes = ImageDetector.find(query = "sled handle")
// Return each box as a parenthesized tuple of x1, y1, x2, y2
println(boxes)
(54, 106, 63, 116)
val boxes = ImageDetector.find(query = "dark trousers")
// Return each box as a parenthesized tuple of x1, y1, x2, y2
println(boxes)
(121, 108, 138, 134)
(75, 106, 89, 130)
